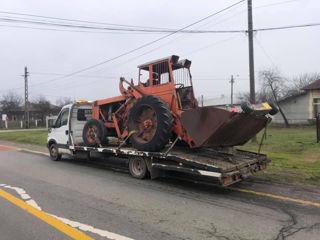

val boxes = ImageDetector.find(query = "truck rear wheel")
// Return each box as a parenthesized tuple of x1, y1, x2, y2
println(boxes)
(128, 95, 173, 152)
(129, 157, 149, 179)
(83, 119, 108, 147)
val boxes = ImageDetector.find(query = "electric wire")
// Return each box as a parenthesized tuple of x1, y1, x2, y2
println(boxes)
(24, 0, 246, 88)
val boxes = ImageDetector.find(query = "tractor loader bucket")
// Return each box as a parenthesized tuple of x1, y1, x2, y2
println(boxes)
(180, 106, 269, 148)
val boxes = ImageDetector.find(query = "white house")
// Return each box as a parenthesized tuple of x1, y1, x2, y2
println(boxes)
(273, 79, 320, 124)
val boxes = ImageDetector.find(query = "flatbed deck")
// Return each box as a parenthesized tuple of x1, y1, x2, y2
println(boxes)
(69, 145, 269, 186)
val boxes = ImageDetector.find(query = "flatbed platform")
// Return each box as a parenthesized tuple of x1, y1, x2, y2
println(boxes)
(69, 145, 269, 186)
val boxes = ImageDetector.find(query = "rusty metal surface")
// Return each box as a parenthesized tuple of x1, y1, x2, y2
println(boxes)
(180, 106, 268, 148)
(168, 146, 268, 173)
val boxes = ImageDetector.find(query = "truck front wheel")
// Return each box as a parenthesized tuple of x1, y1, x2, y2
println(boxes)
(49, 144, 61, 161)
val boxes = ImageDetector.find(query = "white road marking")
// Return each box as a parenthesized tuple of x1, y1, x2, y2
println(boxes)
(0, 184, 134, 240)
(4, 185, 31, 199)
(26, 199, 42, 210)
(50, 214, 134, 240)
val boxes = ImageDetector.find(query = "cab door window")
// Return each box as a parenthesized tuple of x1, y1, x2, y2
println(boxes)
(55, 109, 69, 128)
(152, 61, 170, 85)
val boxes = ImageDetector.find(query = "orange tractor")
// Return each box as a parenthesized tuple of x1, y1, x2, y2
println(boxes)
(83, 55, 275, 151)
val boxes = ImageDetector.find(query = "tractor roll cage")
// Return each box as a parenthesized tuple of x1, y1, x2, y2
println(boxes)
(138, 55, 193, 88)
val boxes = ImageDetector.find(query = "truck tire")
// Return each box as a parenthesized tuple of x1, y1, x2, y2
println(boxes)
(269, 103, 279, 116)
(129, 157, 148, 179)
(241, 102, 254, 114)
(49, 144, 61, 161)
(83, 119, 108, 147)
(128, 95, 173, 152)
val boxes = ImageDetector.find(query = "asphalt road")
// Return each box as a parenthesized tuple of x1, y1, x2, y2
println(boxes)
(0, 143, 319, 240)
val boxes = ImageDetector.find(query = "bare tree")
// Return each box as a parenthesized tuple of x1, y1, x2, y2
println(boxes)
(0, 91, 23, 113)
(284, 72, 320, 97)
(33, 95, 51, 122)
(237, 90, 270, 104)
(259, 68, 290, 127)
(56, 97, 73, 107)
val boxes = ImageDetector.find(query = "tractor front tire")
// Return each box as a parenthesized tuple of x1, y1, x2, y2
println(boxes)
(128, 95, 173, 152)
(82, 119, 107, 147)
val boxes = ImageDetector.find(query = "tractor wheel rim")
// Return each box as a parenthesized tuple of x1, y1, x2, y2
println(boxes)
(86, 125, 98, 143)
(132, 105, 157, 144)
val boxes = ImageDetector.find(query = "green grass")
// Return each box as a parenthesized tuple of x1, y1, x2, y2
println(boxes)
(239, 125, 320, 186)
(0, 131, 47, 146)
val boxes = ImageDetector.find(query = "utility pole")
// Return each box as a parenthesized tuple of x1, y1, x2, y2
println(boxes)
(24, 66, 29, 129)
(201, 95, 204, 107)
(247, 0, 255, 104)
(230, 75, 234, 107)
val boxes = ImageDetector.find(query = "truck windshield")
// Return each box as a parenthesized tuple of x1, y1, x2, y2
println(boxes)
(55, 109, 69, 128)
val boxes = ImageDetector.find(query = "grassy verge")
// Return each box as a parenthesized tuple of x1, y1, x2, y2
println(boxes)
(0, 127, 319, 186)
(239, 125, 320, 186)
(0, 131, 47, 146)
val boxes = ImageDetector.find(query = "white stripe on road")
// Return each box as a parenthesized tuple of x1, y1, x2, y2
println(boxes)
(0, 184, 134, 240)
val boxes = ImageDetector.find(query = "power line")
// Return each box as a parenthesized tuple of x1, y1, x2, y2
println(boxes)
(0, 16, 245, 34)
(254, 23, 320, 32)
(0, 11, 171, 30)
(254, 36, 276, 67)
(1, 16, 319, 35)
(0, 0, 301, 34)
(25, 0, 246, 87)
(29, 72, 118, 79)
(0, 24, 165, 35)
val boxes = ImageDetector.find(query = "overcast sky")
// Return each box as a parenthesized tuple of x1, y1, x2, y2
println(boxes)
(0, 0, 319, 104)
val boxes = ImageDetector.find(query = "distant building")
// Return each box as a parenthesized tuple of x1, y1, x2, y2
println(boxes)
(0, 103, 60, 128)
(273, 79, 320, 124)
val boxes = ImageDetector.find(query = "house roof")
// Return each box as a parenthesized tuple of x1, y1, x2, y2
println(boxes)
(302, 79, 320, 90)
(278, 91, 307, 103)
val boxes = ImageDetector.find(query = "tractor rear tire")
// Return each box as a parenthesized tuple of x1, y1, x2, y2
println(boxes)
(82, 119, 108, 147)
(128, 95, 173, 152)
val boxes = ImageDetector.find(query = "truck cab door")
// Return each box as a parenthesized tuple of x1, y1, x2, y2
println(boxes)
(51, 108, 70, 146)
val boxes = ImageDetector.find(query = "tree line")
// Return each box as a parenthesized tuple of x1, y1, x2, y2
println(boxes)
(238, 69, 320, 128)
(0, 93, 73, 122)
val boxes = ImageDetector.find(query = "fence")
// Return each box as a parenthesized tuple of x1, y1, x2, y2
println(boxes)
(0, 120, 46, 129)
(317, 113, 320, 143)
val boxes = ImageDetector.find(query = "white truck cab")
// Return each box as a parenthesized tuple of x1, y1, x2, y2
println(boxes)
(47, 102, 92, 160)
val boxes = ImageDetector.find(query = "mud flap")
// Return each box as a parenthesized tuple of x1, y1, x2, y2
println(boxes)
(180, 106, 269, 148)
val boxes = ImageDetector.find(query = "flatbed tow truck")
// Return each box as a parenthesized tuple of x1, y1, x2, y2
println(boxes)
(48, 102, 270, 186)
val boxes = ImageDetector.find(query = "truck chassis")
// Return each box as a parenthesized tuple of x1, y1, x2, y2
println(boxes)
(68, 144, 269, 186)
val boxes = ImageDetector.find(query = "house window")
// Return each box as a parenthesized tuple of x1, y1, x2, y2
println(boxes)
(313, 98, 320, 118)
(12, 115, 17, 121)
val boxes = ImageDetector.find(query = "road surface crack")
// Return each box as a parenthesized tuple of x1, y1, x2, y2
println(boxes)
(274, 208, 320, 240)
